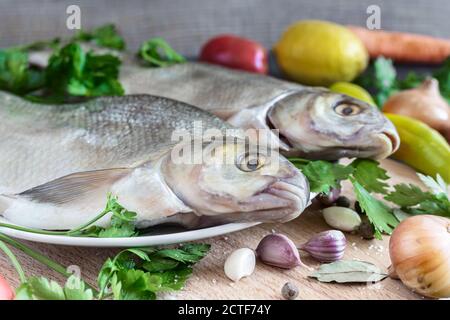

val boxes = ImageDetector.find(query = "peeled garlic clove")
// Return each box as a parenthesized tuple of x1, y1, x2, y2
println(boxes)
(322, 206, 362, 232)
(300, 230, 346, 262)
(256, 233, 301, 269)
(224, 248, 256, 282)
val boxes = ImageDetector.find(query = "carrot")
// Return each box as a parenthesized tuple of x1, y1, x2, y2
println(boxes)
(347, 26, 450, 64)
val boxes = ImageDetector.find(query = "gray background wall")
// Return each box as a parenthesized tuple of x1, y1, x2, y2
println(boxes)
(0, 0, 449, 56)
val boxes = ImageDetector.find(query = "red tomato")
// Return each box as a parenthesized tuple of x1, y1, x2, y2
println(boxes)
(0, 275, 14, 300)
(199, 34, 268, 74)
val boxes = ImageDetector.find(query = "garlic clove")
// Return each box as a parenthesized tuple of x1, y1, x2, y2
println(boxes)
(256, 233, 302, 269)
(300, 230, 346, 262)
(322, 206, 362, 232)
(224, 248, 256, 282)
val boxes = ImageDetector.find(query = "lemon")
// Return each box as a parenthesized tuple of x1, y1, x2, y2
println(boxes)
(274, 20, 369, 86)
(329, 82, 376, 106)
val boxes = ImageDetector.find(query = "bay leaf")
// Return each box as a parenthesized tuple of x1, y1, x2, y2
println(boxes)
(309, 260, 388, 283)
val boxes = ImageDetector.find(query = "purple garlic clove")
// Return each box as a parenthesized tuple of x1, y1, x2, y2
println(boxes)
(299, 230, 346, 262)
(256, 233, 302, 269)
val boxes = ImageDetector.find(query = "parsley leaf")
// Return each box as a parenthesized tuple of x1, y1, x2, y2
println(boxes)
(110, 270, 156, 300)
(76, 194, 138, 238)
(352, 179, 398, 239)
(0, 49, 45, 94)
(73, 24, 126, 50)
(293, 159, 353, 194)
(139, 38, 186, 67)
(385, 178, 450, 218)
(98, 244, 210, 300)
(397, 71, 424, 90)
(63, 275, 95, 300)
(16, 275, 94, 300)
(289, 158, 399, 237)
(356, 57, 397, 107)
(350, 159, 389, 194)
(45, 42, 124, 99)
(417, 173, 448, 196)
(433, 57, 450, 104)
(385, 183, 435, 207)
(152, 243, 211, 264)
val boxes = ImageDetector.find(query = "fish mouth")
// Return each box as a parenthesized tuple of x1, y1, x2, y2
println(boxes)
(380, 130, 400, 154)
(234, 177, 309, 223)
(371, 129, 400, 160)
(264, 180, 308, 221)
(266, 115, 293, 151)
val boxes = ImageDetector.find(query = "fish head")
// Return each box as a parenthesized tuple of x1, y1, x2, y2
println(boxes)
(267, 90, 400, 160)
(162, 138, 310, 223)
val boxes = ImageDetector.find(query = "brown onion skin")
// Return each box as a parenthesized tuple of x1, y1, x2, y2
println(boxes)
(383, 78, 450, 137)
(389, 215, 450, 298)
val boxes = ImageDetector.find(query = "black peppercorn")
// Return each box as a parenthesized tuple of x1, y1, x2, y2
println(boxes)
(281, 282, 299, 300)
(335, 196, 351, 208)
(359, 220, 375, 240)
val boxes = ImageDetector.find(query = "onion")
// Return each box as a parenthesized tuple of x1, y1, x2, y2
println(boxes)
(389, 215, 450, 298)
(383, 78, 450, 140)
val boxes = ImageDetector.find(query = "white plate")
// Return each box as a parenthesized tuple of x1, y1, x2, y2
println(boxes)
(0, 218, 260, 247)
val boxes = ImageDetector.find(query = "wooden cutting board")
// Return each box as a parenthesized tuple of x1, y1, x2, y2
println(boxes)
(0, 159, 431, 300)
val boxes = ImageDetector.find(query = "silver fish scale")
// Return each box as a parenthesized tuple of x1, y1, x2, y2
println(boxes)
(121, 62, 301, 117)
(0, 92, 231, 193)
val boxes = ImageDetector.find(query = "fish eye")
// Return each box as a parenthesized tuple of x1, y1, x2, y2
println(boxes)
(237, 153, 266, 172)
(334, 102, 362, 116)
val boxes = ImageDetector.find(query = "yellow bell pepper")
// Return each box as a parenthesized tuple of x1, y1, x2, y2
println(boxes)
(385, 113, 450, 183)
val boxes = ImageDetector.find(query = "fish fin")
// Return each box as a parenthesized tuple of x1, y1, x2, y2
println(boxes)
(18, 168, 132, 205)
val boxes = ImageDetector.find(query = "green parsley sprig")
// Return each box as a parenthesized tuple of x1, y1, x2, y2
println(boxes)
(290, 158, 449, 239)
(0, 49, 46, 94)
(72, 24, 126, 51)
(0, 24, 126, 102)
(98, 244, 210, 300)
(0, 232, 210, 300)
(0, 194, 137, 238)
(138, 37, 186, 67)
(43, 42, 124, 100)
(385, 174, 450, 217)
(292, 158, 397, 238)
